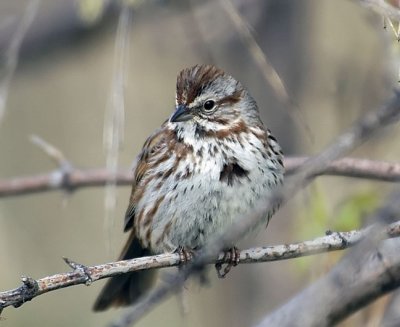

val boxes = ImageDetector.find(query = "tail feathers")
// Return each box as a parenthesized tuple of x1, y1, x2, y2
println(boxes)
(93, 235, 156, 311)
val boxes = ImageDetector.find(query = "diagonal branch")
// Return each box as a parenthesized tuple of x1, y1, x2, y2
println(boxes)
(356, 0, 400, 21)
(284, 157, 400, 181)
(256, 236, 400, 327)
(255, 190, 400, 327)
(0, 220, 399, 311)
(0, 157, 399, 198)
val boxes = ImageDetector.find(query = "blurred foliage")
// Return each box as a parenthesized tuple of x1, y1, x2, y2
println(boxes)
(293, 183, 381, 274)
(76, 0, 107, 25)
(298, 182, 330, 240)
(293, 182, 330, 273)
(333, 190, 380, 231)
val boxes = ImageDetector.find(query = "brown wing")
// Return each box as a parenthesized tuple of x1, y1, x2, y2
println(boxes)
(123, 123, 170, 232)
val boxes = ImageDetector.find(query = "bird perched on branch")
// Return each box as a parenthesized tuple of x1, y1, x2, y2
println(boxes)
(93, 64, 284, 311)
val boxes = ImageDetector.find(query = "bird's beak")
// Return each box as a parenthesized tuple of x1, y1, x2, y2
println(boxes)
(170, 104, 193, 122)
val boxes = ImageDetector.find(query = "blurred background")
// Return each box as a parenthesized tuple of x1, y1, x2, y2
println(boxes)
(0, 0, 399, 326)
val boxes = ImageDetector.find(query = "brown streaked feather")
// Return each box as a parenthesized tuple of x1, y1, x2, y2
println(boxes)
(142, 195, 166, 228)
(155, 220, 173, 247)
(204, 119, 249, 139)
(124, 125, 175, 232)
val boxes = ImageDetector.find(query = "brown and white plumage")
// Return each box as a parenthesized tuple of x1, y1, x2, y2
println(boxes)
(93, 65, 284, 311)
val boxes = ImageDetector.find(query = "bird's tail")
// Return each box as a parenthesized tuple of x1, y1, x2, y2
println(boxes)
(93, 234, 156, 311)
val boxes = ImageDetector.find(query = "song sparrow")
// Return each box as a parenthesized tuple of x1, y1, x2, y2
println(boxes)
(93, 64, 284, 311)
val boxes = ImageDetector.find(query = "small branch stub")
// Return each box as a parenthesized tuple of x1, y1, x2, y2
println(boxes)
(63, 257, 93, 286)
(13, 276, 38, 308)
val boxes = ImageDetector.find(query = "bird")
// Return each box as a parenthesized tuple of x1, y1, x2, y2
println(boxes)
(93, 64, 284, 311)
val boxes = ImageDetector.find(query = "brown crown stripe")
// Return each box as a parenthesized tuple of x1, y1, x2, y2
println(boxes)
(176, 65, 226, 105)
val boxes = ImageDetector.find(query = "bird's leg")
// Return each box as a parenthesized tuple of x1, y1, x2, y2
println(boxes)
(176, 246, 194, 265)
(215, 246, 240, 278)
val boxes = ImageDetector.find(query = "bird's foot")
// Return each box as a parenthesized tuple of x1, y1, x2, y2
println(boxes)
(215, 246, 240, 278)
(176, 246, 194, 265)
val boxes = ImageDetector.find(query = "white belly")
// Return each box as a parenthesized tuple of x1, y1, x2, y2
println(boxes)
(141, 131, 283, 253)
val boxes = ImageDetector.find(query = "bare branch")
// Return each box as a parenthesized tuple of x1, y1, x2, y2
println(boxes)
(256, 190, 400, 327)
(0, 168, 132, 197)
(30, 134, 72, 171)
(256, 237, 400, 327)
(0, 220, 399, 311)
(0, 157, 399, 198)
(285, 157, 400, 182)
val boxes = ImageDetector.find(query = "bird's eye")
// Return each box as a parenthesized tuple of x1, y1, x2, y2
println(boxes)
(203, 100, 215, 111)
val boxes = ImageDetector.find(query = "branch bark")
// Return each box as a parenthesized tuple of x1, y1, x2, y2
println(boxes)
(256, 190, 400, 327)
(0, 221, 399, 312)
(257, 190, 400, 327)
(256, 237, 400, 327)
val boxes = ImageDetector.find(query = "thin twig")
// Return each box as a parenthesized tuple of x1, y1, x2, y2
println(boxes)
(30, 134, 72, 171)
(0, 157, 399, 198)
(218, 0, 313, 140)
(103, 4, 132, 254)
(357, 0, 400, 21)
(0, 0, 40, 123)
(218, 0, 291, 105)
(0, 220, 399, 311)
(0, 168, 132, 197)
